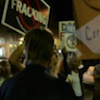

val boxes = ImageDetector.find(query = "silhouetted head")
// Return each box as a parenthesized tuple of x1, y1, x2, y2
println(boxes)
(24, 27, 54, 67)
(0, 60, 11, 78)
(68, 56, 81, 71)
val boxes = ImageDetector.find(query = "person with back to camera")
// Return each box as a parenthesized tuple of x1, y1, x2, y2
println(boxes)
(0, 27, 76, 100)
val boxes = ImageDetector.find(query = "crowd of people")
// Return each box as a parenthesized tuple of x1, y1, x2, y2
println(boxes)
(0, 27, 100, 100)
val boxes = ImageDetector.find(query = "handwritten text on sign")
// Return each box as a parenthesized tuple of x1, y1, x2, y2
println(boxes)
(77, 14, 100, 56)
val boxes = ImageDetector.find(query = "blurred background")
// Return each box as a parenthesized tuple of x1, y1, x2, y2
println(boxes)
(0, 0, 73, 58)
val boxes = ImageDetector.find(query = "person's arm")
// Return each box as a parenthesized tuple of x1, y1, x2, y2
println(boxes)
(9, 44, 25, 73)
(83, 66, 95, 84)
(61, 47, 71, 75)
(58, 47, 71, 81)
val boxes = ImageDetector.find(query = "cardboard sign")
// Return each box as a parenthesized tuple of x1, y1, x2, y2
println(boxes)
(76, 15, 100, 60)
(73, 0, 100, 29)
(73, 0, 100, 60)
(1, 0, 50, 35)
(84, 0, 100, 10)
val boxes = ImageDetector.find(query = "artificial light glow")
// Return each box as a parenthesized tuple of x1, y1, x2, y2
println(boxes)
(19, 37, 24, 41)
(19, 41, 23, 45)
(9, 44, 13, 48)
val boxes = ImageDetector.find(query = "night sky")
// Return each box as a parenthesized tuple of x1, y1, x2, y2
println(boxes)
(44, 0, 74, 36)
(45, 0, 74, 21)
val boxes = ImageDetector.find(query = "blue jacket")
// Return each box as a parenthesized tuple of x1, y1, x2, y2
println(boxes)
(0, 63, 76, 100)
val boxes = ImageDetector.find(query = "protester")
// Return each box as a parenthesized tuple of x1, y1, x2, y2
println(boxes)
(68, 56, 83, 100)
(49, 49, 60, 78)
(0, 60, 12, 79)
(0, 60, 12, 86)
(0, 27, 76, 100)
(83, 64, 100, 100)
(83, 66, 95, 85)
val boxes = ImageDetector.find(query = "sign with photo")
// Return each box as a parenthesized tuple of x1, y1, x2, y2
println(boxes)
(1, 0, 50, 35)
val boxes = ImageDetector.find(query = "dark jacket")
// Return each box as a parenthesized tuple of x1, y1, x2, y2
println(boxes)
(0, 63, 75, 100)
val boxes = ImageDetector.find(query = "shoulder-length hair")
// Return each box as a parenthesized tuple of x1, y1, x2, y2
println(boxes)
(24, 27, 54, 64)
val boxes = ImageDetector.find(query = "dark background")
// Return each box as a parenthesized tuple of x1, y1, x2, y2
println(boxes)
(45, 0, 74, 37)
